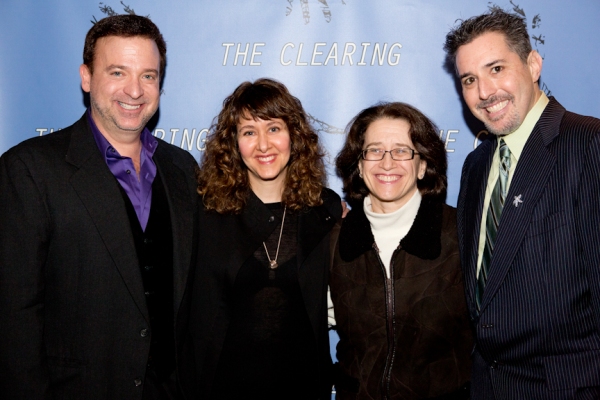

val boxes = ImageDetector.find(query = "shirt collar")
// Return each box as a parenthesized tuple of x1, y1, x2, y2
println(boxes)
(87, 109, 158, 161)
(501, 91, 549, 160)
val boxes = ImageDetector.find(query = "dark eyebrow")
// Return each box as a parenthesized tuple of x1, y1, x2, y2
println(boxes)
(106, 64, 127, 71)
(105, 65, 159, 76)
(458, 58, 505, 81)
(364, 142, 409, 148)
(484, 59, 504, 68)
(265, 120, 283, 127)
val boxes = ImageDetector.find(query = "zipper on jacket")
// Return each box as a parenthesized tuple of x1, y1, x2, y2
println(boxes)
(373, 243, 399, 400)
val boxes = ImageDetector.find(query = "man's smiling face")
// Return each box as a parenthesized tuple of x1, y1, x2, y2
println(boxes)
(80, 35, 161, 140)
(456, 31, 542, 136)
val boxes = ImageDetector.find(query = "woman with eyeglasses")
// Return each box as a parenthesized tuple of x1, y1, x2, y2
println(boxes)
(330, 102, 472, 399)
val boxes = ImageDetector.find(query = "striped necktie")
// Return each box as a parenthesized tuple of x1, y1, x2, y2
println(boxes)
(476, 139, 511, 310)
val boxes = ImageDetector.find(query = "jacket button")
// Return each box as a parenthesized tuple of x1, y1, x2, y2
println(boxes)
(268, 216, 275, 222)
(134, 378, 143, 387)
(140, 328, 149, 338)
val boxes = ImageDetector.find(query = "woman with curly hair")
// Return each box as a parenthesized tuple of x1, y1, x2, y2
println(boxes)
(187, 78, 342, 399)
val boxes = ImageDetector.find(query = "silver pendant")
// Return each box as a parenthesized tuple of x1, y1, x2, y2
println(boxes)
(269, 260, 278, 269)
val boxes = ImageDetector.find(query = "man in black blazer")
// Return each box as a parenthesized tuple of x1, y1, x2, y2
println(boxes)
(445, 9, 600, 399)
(0, 15, 197, 400)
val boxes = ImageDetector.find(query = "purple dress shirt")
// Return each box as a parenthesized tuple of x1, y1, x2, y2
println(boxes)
(88, 110, 158, 231)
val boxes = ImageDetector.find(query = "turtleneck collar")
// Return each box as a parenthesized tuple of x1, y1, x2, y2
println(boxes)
(339, 194, 444, 263)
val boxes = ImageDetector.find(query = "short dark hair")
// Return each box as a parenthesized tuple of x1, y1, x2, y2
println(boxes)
(197, 78, 326, 214)
(83, 14, 166, 79)
(444, 9, 532, 68)
(336, 102, 447, 204)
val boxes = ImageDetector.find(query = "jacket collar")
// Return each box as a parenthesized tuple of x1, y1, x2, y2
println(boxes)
(65, 113, 196, 317)
(203, 189, 337, 285)
(65, 114, 150, 321)
(476, 97, 564, 313)
(239, 190, 337, 268)
(153, 143, 196, 313)
(339, 195, 444, 262)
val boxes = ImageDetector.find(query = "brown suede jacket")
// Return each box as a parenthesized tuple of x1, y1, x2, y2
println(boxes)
(330, 195, 473, 400)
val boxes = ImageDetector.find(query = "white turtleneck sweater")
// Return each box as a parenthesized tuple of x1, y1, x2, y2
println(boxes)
(328, 190, 422, 327)
(364, 190, 422, 278)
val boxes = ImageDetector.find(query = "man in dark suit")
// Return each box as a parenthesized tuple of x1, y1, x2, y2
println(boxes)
(0, 15, 197, 400)
(444, 9, 600, 399)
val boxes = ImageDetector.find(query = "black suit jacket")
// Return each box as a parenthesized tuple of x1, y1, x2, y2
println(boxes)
(457, 98, 600, 399)
(186, 189, 342, 398)
(0, 114, 198, 399)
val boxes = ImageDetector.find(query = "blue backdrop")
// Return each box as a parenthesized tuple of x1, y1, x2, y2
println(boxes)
(1, 0, 599, 396)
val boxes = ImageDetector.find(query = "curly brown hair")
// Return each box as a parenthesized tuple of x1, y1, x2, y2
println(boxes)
(336, 102, 447, 205)
(197, 78, 326, 214)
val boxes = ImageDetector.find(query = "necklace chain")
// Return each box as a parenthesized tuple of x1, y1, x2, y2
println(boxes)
(263, 206, 286, 270)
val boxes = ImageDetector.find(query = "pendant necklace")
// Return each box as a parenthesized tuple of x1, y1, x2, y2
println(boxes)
(263, 206, 286, 270)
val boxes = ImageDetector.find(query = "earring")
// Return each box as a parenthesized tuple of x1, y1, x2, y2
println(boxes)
(359, 172, 363, 179)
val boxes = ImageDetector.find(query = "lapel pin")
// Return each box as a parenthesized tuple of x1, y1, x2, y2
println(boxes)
(513, 194, 523, 207)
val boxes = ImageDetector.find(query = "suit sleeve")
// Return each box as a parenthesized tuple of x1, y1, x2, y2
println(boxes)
(576, 130, 600, 335)
(0, 152, 51, 399)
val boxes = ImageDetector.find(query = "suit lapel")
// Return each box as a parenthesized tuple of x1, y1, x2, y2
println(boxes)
(296, 202, 336, 339)
(65, 115, 149, 322)
(202, 193, 274, 285)
(154, 144, 195, 313)
(480, 99, 564, 312)
(211, 194, 335, 286)
(297, 204, 336, 269)
(463, 139, 496, 309)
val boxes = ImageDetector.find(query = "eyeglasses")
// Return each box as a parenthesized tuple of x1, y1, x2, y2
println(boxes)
(360, 147, 419, 161)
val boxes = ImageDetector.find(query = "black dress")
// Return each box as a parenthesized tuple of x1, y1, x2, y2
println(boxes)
(210, 204, 318, 399)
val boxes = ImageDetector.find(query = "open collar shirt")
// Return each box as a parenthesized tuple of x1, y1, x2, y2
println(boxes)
(88, 110, 158, 231)
(476, 92, 549, 276)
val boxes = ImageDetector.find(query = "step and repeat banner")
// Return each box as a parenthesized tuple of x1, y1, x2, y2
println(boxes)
(2, 0, 599, 205)
(1, 0, 599, 394)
